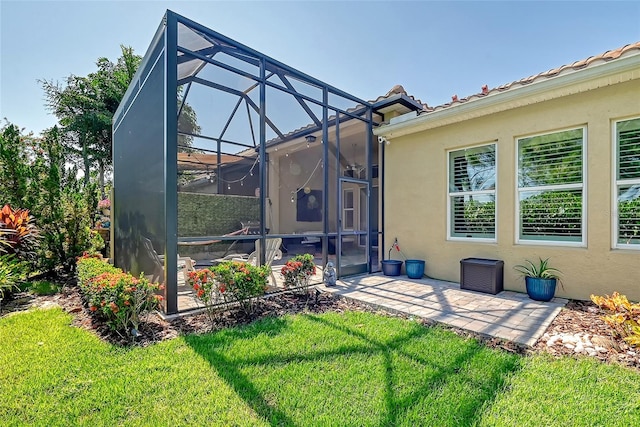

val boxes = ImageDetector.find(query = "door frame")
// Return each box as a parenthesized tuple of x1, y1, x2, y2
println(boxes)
(338, 177, 370, 277)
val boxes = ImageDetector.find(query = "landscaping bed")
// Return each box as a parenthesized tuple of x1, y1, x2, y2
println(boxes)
(3, 285, 640, 370)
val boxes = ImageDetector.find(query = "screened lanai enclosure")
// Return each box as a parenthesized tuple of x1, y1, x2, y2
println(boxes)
(113, 11, 418, 313)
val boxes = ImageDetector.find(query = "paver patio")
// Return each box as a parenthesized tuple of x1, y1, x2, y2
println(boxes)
(319, 273, 567, 346)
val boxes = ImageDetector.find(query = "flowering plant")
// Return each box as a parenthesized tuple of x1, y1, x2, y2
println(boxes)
(97, 198, 111, 209)
(77, 257, 162, 339)
(210, 261, 269, 315)
(281, 253, 316, 290)
(187, 268, 225, 325)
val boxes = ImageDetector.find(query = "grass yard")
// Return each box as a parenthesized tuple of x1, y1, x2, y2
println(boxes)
(1, 308, 639, 426)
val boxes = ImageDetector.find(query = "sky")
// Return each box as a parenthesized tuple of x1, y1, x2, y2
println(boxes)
(1, 0, 639, 135)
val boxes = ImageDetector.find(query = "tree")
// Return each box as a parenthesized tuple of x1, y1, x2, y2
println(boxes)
(40, 45, 142, 196)
(41, 46, 201, 196)
(0, 122, 35, 208)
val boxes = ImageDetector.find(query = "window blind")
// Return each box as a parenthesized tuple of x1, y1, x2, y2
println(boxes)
(517, 128, 584, 243)
(448, 144, 496, 239)
(616, 118, 640, 246)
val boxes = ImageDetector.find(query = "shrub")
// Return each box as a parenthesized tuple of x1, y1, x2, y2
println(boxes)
(281, 253, 316, 293)
(77, 256, 162, 338)
(0, 123, 98, 275)
(591, 292, 640, 348)
(187, 268, 225, 326)
(77, 253, 119, 284)
(210, 261, 269, 315)
(0, 254, 28, 302)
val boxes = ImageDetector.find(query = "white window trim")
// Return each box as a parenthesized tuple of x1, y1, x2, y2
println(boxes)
(515, 126, 587, 247)
(446, 142, 497, 242)
(342, 187, 354, 232)
(613, 116, 640, 250)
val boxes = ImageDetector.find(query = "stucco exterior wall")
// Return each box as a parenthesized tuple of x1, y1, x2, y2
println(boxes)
(384, 78, 640, 301)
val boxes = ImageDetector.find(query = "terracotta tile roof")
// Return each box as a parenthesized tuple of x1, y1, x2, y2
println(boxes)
(426, 41, 640, 113)
(371, 84, 427, 108)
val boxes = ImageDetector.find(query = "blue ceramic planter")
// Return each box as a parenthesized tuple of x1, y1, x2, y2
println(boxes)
(525, 277, 557, 302)
(405, 259, 425, 279)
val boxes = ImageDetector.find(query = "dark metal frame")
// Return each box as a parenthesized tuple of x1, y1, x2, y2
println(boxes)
(114, 10, 379, 314)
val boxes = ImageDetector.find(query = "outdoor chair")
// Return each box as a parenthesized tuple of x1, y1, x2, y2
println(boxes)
(215, 238, 283, 284)
(157, 249, 196, 285)
(177, 226, 250, 257)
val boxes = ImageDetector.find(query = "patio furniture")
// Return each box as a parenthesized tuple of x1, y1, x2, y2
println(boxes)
(215, 238, 283, 284)
(177, 226, 250, 247)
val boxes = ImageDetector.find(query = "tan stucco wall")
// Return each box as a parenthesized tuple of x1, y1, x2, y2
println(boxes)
(384, 79, 640, 301)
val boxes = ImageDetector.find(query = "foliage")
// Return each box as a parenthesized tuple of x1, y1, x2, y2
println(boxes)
(590, 292, 640, 348)
(280, 253, 316, 292)
(40, 46, 142, 192)
(514, 257, 562, 280)
(77, 255, 162, 338)
(31, 127, 98, 274)
(518, 128, 583, 187)
(0, 254, 28, 302)
(0, 123, 35, 208)
(210, 261, 269, 315)
(520, 191, 582, 238)
(27, 280, 61, 296)
(455, 199, 495, 236)
(0, 204, 40, 263)
(187, 268, 225, 326)
(618, 197, 640, 243)
(0, 123, 98, 275)
(76, 252, 119, 283)
(40, 47, 201, 195)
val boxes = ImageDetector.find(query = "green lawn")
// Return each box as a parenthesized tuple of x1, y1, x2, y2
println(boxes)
(1, 308, 639, 426)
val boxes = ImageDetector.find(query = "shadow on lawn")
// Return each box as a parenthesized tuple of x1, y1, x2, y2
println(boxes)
(185, 313, 521, 426)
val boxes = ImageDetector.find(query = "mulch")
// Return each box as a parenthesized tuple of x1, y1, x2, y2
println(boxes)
(2, 286, 639, 370)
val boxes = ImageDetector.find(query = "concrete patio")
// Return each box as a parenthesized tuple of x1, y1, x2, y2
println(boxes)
(319, 273, 568, 347)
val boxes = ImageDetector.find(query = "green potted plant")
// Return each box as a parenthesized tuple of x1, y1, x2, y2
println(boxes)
(514, 257, 562, 302)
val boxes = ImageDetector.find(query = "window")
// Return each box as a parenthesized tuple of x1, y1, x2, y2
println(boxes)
(615, 117, 640, 248)
(342, 188, 354, 230)
(517, 127, 585, 244)
(448, 144, 496, 240)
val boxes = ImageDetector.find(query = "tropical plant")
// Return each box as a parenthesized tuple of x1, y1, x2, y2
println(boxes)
(0, 123, 98, 276)
(40, 46, 142, 193)
(210, 261, 269, 315)
(0, 204, 40, 262)
(591, 292, 640, 348)
(514, 257, 562, 280)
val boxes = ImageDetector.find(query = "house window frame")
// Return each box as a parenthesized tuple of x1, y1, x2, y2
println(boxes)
(515, 126, 587, 247)
(613, 116, 640, 250)
(446, 142, 497, 242)
(342, 187, 355, 231)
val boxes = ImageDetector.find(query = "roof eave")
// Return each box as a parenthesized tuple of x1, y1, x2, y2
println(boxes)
(371, 93, 423, 115)
(374, 52, 640, 138)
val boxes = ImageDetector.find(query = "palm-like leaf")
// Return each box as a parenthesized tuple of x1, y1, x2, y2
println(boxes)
(514, 257, 562, 279)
